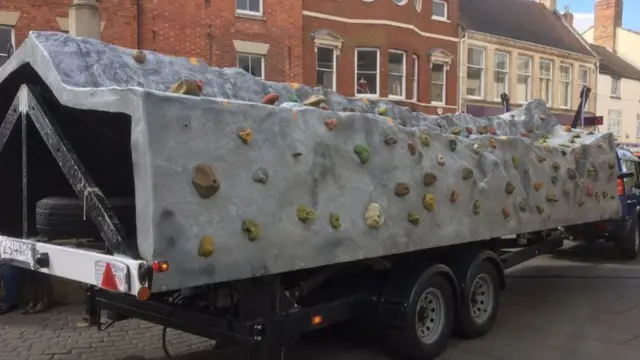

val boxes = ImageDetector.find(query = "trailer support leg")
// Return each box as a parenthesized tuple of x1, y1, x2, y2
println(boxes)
(86, 286, 100, 326)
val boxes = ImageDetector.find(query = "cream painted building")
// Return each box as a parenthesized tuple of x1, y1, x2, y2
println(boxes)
(458, 0, 598, 126)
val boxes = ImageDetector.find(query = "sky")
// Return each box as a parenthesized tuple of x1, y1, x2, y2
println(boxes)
(557, 0, 640, 33)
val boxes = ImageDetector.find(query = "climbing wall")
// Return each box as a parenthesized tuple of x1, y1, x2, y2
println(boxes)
(0, 32, 621, 292)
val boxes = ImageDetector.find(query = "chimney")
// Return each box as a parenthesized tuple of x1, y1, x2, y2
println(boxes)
(538, 0, 557, 11)
(561, 5, 574, 27)
(594, 0, 623, 52)
(69, 0, 101, 40)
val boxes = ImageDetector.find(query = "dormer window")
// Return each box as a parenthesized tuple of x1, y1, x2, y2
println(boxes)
(432, 0, 448, 20)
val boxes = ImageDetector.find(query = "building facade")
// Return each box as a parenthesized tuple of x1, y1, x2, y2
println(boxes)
(580, 0, 640, 152)
(458, 0, 597, 125)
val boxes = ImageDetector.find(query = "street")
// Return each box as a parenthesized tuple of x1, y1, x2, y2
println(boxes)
(3, 242, 640, 360)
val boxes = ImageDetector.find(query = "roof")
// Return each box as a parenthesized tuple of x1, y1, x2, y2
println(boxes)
(460, 0, 594, 57)
(590, 44, 640, 81)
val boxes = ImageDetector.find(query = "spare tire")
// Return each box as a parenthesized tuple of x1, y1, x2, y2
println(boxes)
(35, 196, 136, 239)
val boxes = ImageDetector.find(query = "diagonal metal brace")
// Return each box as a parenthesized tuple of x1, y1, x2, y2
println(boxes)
(0, 94, 21, 154)
(22, 85, 133, 256)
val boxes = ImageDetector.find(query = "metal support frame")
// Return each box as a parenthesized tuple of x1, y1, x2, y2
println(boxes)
(0, 84, 133, 256)
(571, 85, 591, 129)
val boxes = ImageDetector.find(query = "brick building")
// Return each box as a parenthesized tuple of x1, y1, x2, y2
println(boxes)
(0, 0, 458, 114)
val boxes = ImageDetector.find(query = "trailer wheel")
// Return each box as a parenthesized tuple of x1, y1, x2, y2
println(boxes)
(386, 274, 454, 360)
(35, 196, 136, 239)
(617, 216, 640, 260)
(454, 261, 500, 339)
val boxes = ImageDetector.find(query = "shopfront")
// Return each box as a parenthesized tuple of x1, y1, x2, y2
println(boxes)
(466, 104, 600, 126)
(617, 143, 640, 157)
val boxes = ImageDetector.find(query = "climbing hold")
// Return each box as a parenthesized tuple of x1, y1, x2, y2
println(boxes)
(586, 184, 594, 197)
(602, 191, 609, 199)
(465, 127, 473, 135)
(595, 191, 601, 201)
(551, 162, 561, 172)
(329, 213, 342, 230)
(353, 144, 372, 165)
(561, 150, 568, 156)
(343, 107, 356, 112)
(252, 167, 269, 184)
(597, 143, 605, 150)
(238, 127, 253, 144)
(473, 200, 481, 215)
(489, 127, 497, 135)
(436, 153, 446, 166)
(472, 143, 482, 154)
(505, 181, 515, 195)
(420, 133, 431, 147)
(539, 114, 546, 121)
(296, 204, 318, 223)
(536, 155, 546, 163)
(571, 133, 581, 139)
(502, 206, 510, 219)
(377, 105, 387, 115)
(462, 167, 474, 181)
(319, 103, 331, 111)
(423, 194, 436, 212)
(566, 167, 577, 181)
(489, 138, 497, 149)
(292, 152, 302, 158)
(512, 156, 519, 168)
(450, 190, 460, 203)
(520, 132, 530, 138)
(448, 138, 457, 152)
(170, 79, 202, 96)
(538, 138, 548, 145)
(394, 182, 411, 197)
(132, 49, 146, 64)
(408, 143, 417, 156)
(536, 205, 545, 214)
(197, 235, 215, 258)
(534, 182, 543, 192)
(545, 191, 558, 202)
(562, 187, 570, 198)
(304, 94, 327, 107)
(587, 166, 596, 178)
(563, 125, 572, 132)
(324, 118, 337, 130)
(542, 143, 550, 151)
(241, 219, 262, 241)
(610, 194, 616, 200)
(288, 93, 299, 103)
(384, 135, 398, 145)
(551, 174, 558, 185)
(364, 203, 384, 229)
(386, 117, 394, 126)
(518, 200, 527, 212)
(262, 93, 279, 105)
(408, 212, 421, 226)
(477, 125, 489, 135)
(423, 172, 438, 186)
(192, 163, 221, 199)
(451, 127, 461, 136)
(526, 126, 535, 133)
(577, 199, 585, 207)
(608, 161, 616, 170)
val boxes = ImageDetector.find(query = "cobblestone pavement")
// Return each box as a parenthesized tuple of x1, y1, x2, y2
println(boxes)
(4, 243, 640, 360)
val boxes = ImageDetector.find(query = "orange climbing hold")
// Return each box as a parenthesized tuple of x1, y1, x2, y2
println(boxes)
(238, 128, 253, 144)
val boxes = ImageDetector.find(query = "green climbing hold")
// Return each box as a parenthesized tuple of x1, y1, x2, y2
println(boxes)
(551, 162, 560, 172)
(448, 138, 457, 152)
(353, 144, 371, 165)
(329, 213, 342, 229)
(377, 105, 387, 115)
(473, 200, 481, 215)
(296, 205, 318, 223)
(423, 194, 436, 212)
(559, 143, 571, 148)
(288, 93, 299, 103)
(423, 172, 437, 186)
(587, 166, 596, 178)
(420, 133, 431, 147)
(512, 156, 519, 169)
(545, 191, 558, 202)
(451, 127, 461, 136)
(518, 200, 527, 212)
(242, 219, 262, 241)
(536, 205, 545, 214)
(462, 167, 474, 180)
(408, 212, 420, 225)
(505, 181, 515, 195)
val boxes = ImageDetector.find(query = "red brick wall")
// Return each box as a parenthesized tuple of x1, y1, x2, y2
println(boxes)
(594, 0, 623, 51)
(303, 0, 459, 114)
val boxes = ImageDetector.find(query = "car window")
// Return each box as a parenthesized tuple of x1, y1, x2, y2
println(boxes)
(622, 159, 640, 193)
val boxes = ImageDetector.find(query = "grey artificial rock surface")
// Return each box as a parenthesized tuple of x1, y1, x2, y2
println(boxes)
(0, 32, 620, 291)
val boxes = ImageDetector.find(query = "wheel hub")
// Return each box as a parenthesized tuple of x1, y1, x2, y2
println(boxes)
(469, 274, 494, 324)
(415, 288, 445, 344)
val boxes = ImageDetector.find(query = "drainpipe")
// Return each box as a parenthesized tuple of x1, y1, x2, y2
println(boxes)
(458, 30, 467, 113)
(69, 0, 101, 40)
(136, 0, 142, 49)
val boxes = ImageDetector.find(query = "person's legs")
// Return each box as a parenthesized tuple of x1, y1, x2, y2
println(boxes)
(0, 264, 21, 315)
(31, 272, 52, 314)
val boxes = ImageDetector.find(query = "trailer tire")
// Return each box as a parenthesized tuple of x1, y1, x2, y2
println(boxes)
(617, 216, 640, 260)
(35, 196, 135, 239)
(453, 261, 500, 339)
(386, 274, 454, 360)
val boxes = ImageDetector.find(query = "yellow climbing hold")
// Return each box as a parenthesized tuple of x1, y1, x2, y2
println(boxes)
(423, 194, 436, 212)
(189, 57, 198, 65)
(290, 83, 299, 89)
(198, 235, 215, 258)
(362, 98, 369, 104)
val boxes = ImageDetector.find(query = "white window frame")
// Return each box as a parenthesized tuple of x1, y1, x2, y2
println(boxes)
(235, 0, 263, 16)
(559, 64, 572, 109)
(388, 50, 406, 99)
(466, 46, 485, 99)
(539, 59, 553, 105)
(493, 51, 509, 101)
(611, 77, 621, 97)
(431, 62, 447, 104)
(636, 113, 640, 138)
(237, 53, 265, 80)
(412, 54, 418, 101)
(516, 55, 532, 103)
(0, 26, 16, 65)
(578, 67, 589, 110)
(316, 46, 337, 91)
(607, 109, 622, 136)
(354, 48, 380, 98)
(432, 0, 448, 21)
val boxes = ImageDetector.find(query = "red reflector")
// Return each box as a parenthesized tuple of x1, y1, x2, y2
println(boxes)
(100, 262, 119, 291)
(617, 179, 624, 196)
(596, 222, 606, 231)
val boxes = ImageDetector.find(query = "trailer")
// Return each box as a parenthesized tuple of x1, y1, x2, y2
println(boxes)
(0, 32, 637, 360)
